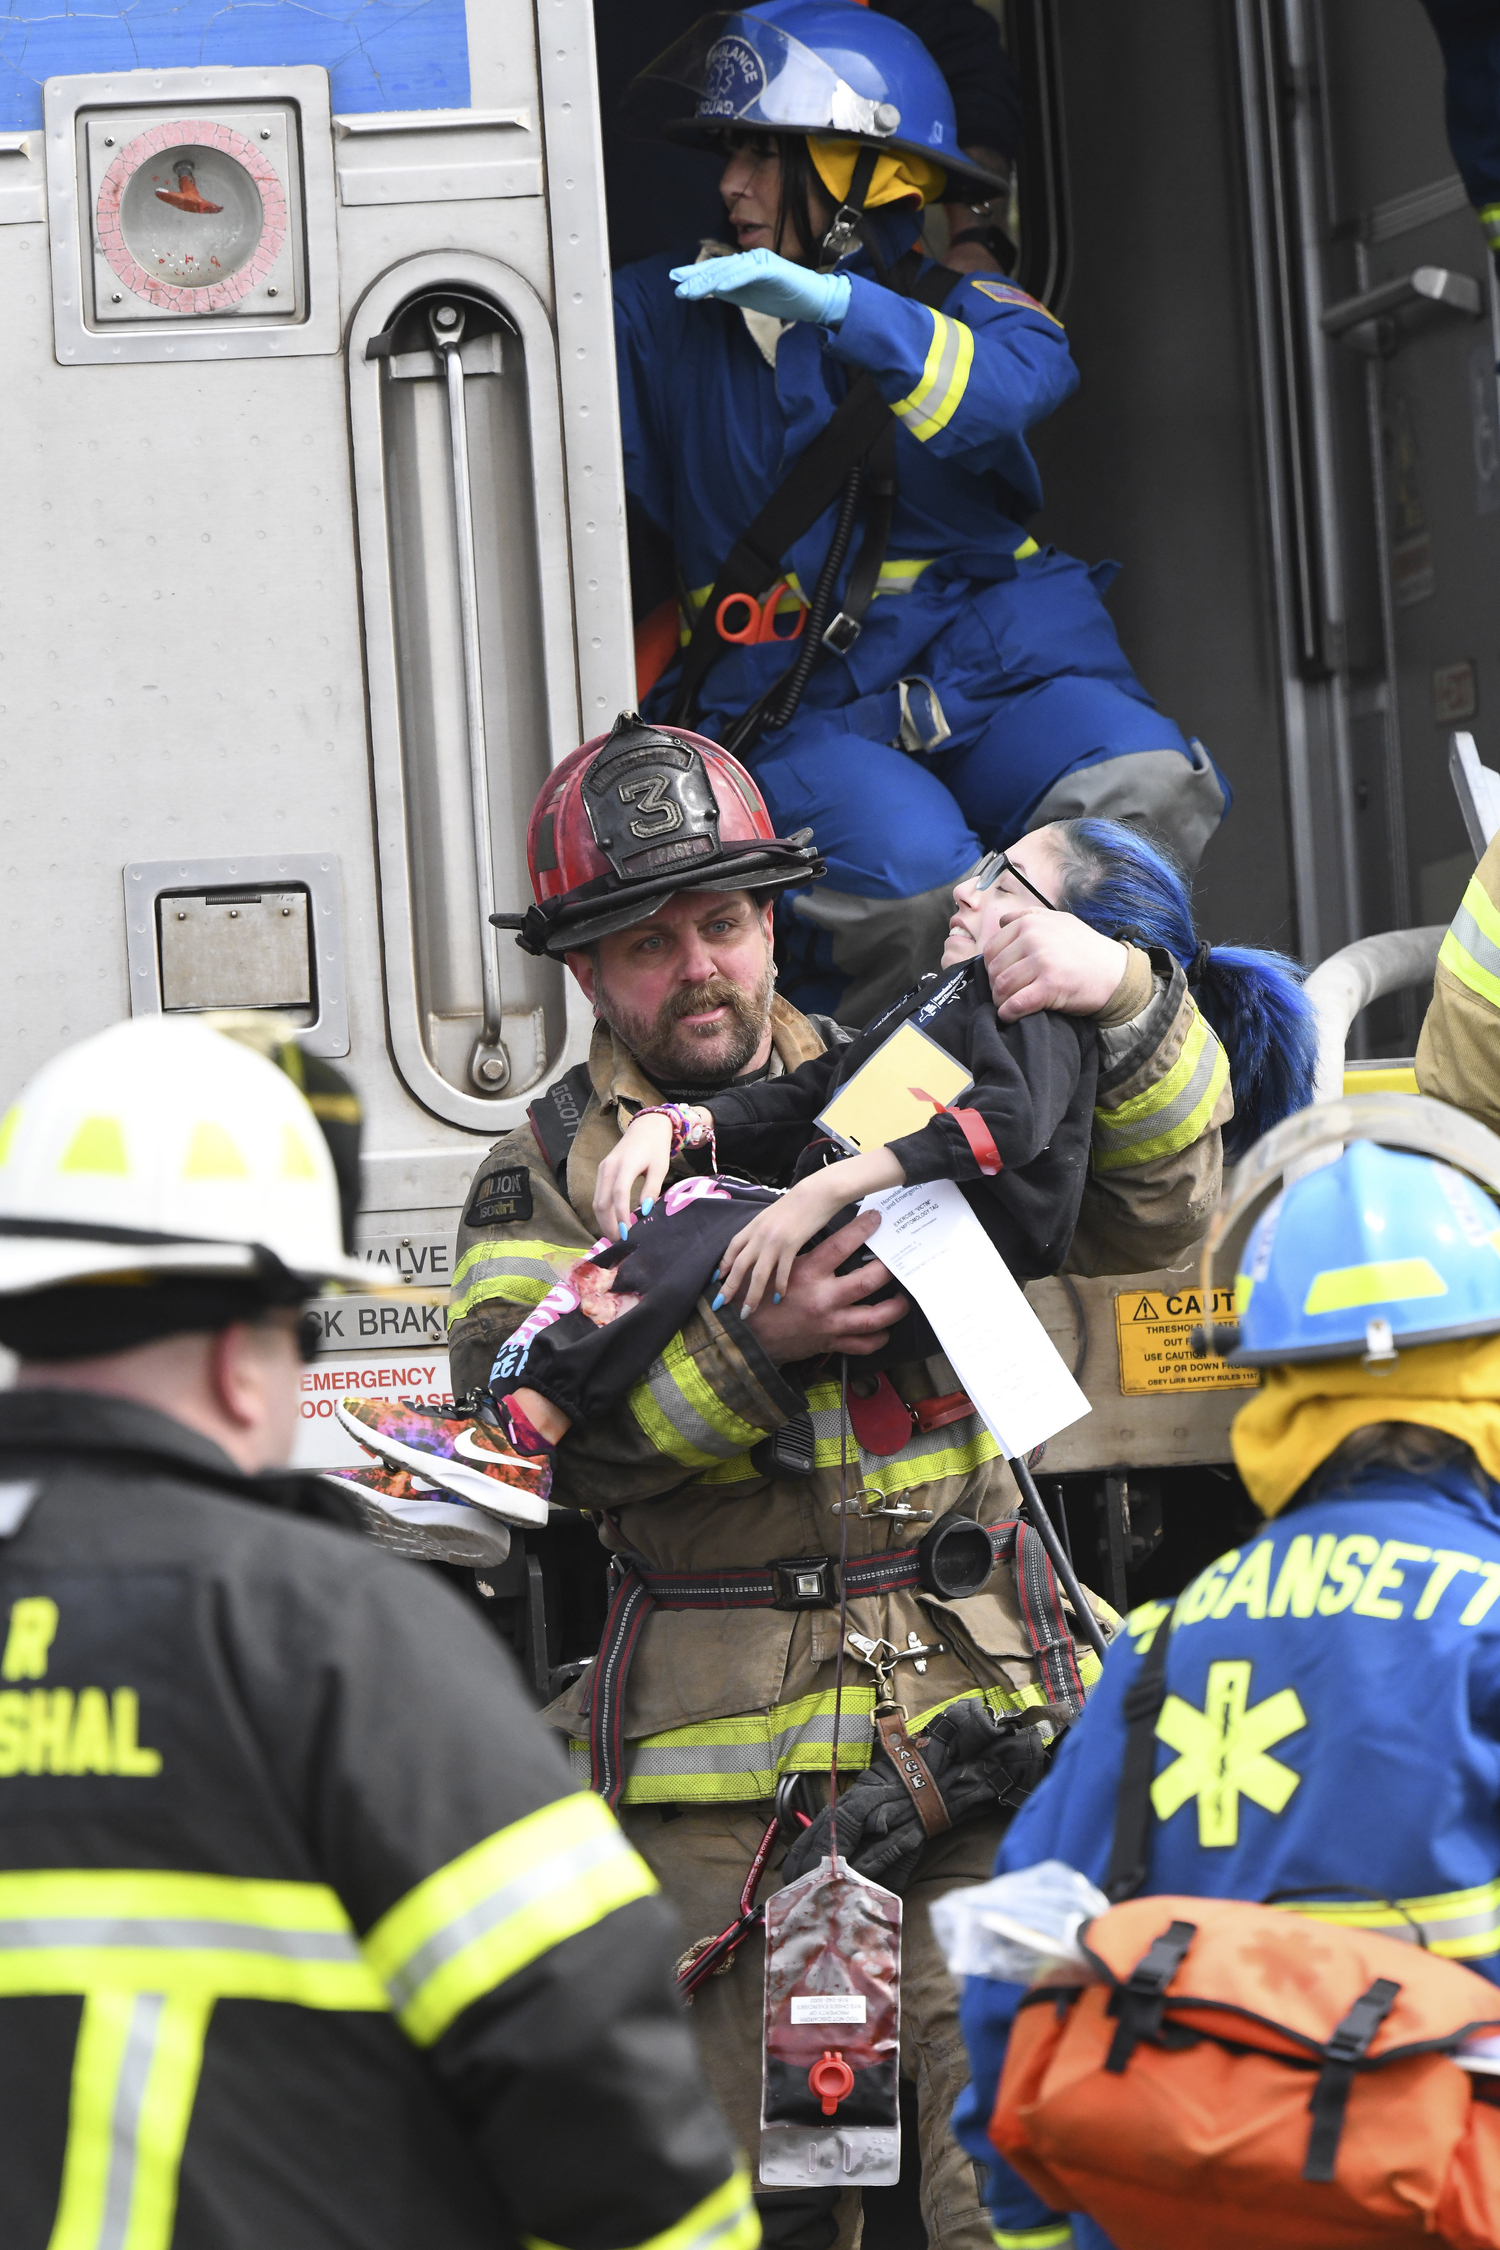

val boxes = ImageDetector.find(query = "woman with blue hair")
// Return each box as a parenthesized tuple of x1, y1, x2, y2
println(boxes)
(1017, 817, 1319, 1165)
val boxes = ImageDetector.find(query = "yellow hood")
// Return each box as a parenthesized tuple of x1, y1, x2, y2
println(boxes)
(808, 135, 947, 211)
(1231, 1333, 1500, 1517)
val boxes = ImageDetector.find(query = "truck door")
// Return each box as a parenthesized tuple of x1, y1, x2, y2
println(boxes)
(0, 3, 631, 1447)
(1233, 0, 1499, 1044)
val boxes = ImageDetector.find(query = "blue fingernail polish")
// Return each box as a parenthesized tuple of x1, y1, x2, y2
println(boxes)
(711, 1292, 726, 1311)
(773, 1293, 782, 1303)
(620, 1219, 630, 1237)
(642, 1197, 654, 1216)
(712, 1268, 721, 1282)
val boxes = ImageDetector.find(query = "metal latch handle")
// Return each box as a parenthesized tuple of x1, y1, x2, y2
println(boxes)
(431, 300, 510, 1094)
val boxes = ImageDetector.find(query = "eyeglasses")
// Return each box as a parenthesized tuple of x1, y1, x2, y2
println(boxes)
(970, 849, 1056, 911)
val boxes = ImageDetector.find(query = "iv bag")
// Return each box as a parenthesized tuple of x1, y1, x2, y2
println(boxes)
(760, 1856, 902, 2190)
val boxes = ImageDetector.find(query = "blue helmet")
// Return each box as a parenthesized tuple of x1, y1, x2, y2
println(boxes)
(1232, 1139, 1500, 1367)
(638, 2, 1007, 197)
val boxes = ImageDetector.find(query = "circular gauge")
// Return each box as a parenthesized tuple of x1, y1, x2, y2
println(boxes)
(96, 120, 289, 313)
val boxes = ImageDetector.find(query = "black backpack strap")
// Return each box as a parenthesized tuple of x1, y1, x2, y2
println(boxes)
(1103, 1606, 1175, 1904)
(822, 418, 897, 658)
(526, 1061, 596, 1188)
(1304, 1977, 1401, 2182)
(667, 372, 895, 724)
(1102, 1918, 1198, 2074)
(668, 248, 1004, 727)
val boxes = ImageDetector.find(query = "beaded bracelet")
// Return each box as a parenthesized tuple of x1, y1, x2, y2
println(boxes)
(635, 1102, 718, 1172)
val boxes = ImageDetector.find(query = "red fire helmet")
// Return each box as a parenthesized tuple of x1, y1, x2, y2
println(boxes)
(492, 712, 824, 957)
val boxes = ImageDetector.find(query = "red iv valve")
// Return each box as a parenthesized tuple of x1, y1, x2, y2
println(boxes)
(808, 2050, 856, 2117)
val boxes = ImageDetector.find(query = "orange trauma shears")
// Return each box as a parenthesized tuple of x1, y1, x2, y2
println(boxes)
(714, 580, 807, 646)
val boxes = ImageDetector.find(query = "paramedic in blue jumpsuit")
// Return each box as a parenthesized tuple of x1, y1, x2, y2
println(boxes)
(950, 1105, 1500, 2250)
(615, 0, 1229, 1021)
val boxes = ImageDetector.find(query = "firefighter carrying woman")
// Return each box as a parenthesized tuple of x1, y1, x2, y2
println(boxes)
(617, 0, 1229, 1026)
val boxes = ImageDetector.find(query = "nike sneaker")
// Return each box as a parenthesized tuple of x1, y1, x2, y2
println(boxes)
(336, 1397, 550, 1524)
(454, 1396, 557, 1474)
(322, 1464, 514, 1569)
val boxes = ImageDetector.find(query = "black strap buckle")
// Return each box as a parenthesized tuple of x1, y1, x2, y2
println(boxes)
(1304, 1976, 1401, 2182)
(1104, 1918, 1198, 2074)
(822, 611, 862, 654)
(771, 1556, 838, 1610)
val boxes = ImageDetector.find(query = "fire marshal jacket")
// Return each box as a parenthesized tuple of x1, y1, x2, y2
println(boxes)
(447, 976, 1228, 1805)
(0, 1389, 752, 2250)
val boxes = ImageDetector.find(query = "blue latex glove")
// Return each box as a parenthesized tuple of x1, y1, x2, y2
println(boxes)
(670, 248, 852, 328)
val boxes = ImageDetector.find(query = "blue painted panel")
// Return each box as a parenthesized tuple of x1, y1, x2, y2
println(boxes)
(0, 1, 471, 132)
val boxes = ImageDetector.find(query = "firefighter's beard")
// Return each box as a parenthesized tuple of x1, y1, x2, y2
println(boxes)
(594, 958, 776, 1088)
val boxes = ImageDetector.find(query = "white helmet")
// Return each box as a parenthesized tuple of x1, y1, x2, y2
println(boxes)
(0, 1016, 371, 1296)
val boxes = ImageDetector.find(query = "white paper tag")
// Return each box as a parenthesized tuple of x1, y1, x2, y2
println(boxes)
(859, 1180, 1090, 1457)
(789, 1993, 867, 2025)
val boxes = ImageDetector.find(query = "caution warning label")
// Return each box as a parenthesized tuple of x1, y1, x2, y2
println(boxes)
(1113, 1288, 1259, 1397)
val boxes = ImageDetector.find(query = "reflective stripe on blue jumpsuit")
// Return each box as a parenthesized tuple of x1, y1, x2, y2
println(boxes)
(948, 1464, 1500, 2250)
(614, 217, 1230, 1017)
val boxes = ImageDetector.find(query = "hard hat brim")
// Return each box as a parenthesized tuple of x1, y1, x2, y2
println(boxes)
(536, 861, 817, 955)
(657, 115, 1006, 197)
(0, 1231, 389, 1299)
(499, 837, 824, 958)
(1229, 1308, 1500, 1368)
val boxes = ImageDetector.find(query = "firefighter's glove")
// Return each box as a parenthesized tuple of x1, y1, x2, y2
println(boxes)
(918, 1700, 1052, 1830)
(670, 250, 852, 329)
(781, 1759, 926, 1895)
(780, 1703, 1050, 1896)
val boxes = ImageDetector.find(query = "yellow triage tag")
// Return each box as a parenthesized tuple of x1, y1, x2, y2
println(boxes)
(816, 1020, 973, 1152)
(1114, 1287, 1260, 1397)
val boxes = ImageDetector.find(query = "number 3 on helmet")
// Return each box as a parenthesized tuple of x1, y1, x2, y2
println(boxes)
(491, 711, 825, 959)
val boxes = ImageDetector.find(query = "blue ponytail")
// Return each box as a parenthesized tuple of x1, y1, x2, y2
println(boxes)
(1051, 818, 1318, 1162)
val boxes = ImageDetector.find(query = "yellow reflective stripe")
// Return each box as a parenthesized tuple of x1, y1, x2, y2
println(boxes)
(1440, 875, 1500, 1009)
(1302, 1256, 1447, 1314)
(681, 532, 1034, 639)
(49, 1990, 211, 2250)
(909, 1680, 1054, 1734)
(0, 1868, 355, 1927)
(10, 1874, 394, 2250)
(450, 1239, 583, 1323)
(804, 1379, 1000, 1495)
(892, 310, 975, 441)
(527, 2166, 760, 2250)
(627, 1330, 768, 1468)
(363, 1793, 658, 2046)
(694, 1450, 763, 1485)
(1460, 870, 1500, 955)
(568, 1677, 1085, 1806)
(1092, 1010, 1229, 1172)
(1439, 926, 1500, 1009)
(994, 2228, 1072, 2248)
(569, 1685, 879, 1804)
(1480, 202, 1500, 249)
(874, 557, 933, 592)
(1279, 1876, 1500, 1960)
(0, 1870, 387, 2011)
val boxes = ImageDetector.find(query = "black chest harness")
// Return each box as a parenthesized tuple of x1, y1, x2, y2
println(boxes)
(666, 249, 1029, 757)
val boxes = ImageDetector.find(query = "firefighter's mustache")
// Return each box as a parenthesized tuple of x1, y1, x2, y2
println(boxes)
(661, 978, 759, 1031)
